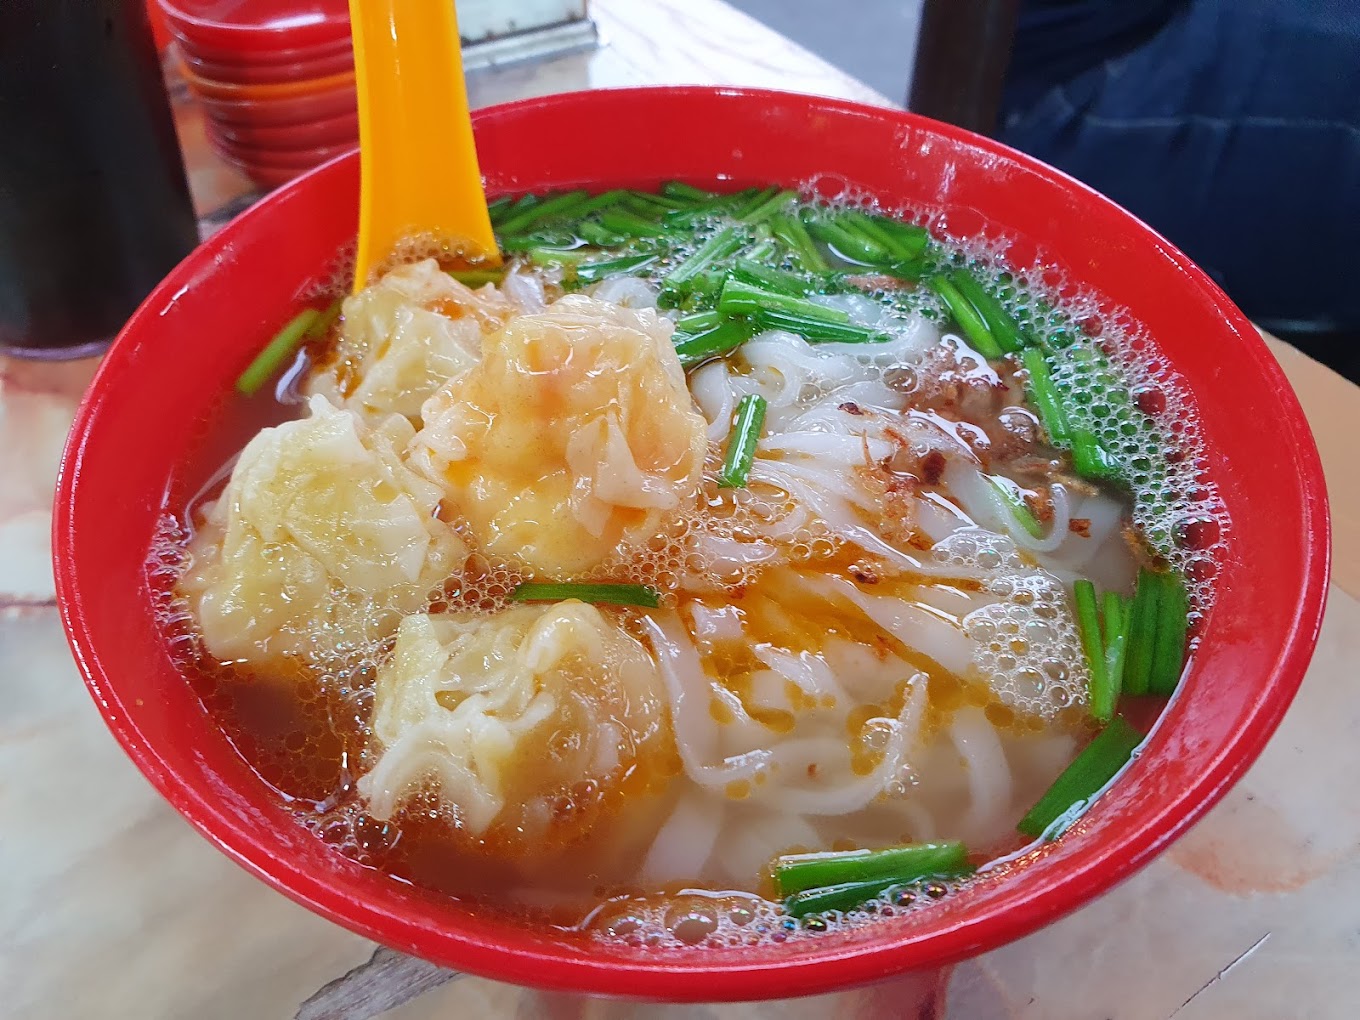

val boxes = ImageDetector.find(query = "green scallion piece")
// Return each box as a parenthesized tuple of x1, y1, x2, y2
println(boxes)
(1074, 580, 1111, 722)
(1099, 591, 1130, 721)
(236, 307, 320, 396)
(739, 188, 797, 225)
(927, 275, 1003, 359)
(805, 217, 889, 265)
(674, 310, 723, 333)
(576, 220, 628, 247)
(664, 225, 746, 290)
(731, 258, 822, 297)
(949, 270, 1027, 353)
(783, 879, 897, 918)
(447, 268, 507, 287)
(1149, 572, 1190, 696)
(1020, 347, 1071, 446)
(770, 212, 829, 272)
(673, 318, 756, 367)
(774, 842, 970, 898)
(308, 297, 343, 338)
(598, 208, 671, 239)
(498, 229, 575, 253)
(728, 186, 779, 220)
(502, 193, 539, 221)
(661, 180, 718, 203)
(880, 259, 930, 282)
(509, 582, 660, 608)
(750, 308, 891, 344)
(1017, 716, 1144, 839)
(716, 278, 848, 323)
(844, 212, 930, 261)
(572, 252, 660, 286)
(572, 189, 630, 218)
(1122, 568, 1161, 697)
(495, 189, 590, 236)
(487, 195, 514, 223)
(741, 238, 780, 263)
(990, 476, 1045, 538)
(625, 190, 688, 213)
(1070, 427, 1119, 481)
(527, 246, 590, 267)
(717, 394, 767, 488)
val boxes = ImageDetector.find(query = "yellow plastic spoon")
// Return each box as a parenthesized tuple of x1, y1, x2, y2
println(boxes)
(348, 0, 500, 293)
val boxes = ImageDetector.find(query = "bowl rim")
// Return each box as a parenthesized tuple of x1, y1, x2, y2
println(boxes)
(53, 85, 1332, 1001)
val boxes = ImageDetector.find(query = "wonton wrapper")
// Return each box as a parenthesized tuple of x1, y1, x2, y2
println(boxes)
(181, 395, 465, 668)
(358, 601, 669, 851)
(308, 259, 522, 426)
(410, 295, 708, 574)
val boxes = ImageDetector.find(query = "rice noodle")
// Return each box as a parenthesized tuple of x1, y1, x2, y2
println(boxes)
(950, 706, 1015, 845)
(639, 793, 725, 885)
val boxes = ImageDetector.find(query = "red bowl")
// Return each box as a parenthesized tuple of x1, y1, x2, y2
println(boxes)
(178, 40, 352, 84)
(53, 88, 1329, 1001)
(197, 81, 355, 127)
(158, 0, 349, 55)
(208, 107, 357, 149)
(170, 25, 351, 66)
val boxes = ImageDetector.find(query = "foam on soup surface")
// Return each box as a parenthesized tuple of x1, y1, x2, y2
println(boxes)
(151, 184, 1227, 947)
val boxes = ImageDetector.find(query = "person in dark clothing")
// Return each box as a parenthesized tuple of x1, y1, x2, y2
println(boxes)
(997, 0, 1360, 381)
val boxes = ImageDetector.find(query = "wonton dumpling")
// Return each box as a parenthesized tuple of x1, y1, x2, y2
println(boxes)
(410, 295, 708, 574)
(358, 601, 670, 852)
(308, 259, 522, 426)
(180, 395, 465, 667)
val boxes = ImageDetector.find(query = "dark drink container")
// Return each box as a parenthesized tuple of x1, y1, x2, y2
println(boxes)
(0, 0, 199, 359)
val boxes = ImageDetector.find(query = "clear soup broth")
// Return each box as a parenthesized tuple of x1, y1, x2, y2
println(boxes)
(150, 182, 1227, 949)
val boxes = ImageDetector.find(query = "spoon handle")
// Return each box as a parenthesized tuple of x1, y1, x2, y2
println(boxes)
(349, 0, 501, 291)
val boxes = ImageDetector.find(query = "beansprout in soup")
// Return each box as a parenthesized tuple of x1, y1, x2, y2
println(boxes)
(152, 182, 1227, 948)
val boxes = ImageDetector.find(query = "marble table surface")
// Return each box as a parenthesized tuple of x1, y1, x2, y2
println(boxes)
(3, 2, 1357, 1017)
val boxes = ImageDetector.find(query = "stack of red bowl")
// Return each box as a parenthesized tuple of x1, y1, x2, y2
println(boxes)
(158, 0, 357, 190)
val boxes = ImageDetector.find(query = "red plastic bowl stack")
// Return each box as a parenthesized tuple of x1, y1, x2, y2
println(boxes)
(158, 0, 357, 189)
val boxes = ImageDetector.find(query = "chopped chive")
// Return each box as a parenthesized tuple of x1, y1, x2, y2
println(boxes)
(1018, 716, 1144, 839)
(1070, 427, 1119, 480)
(1100, 591, 1130, 720)
(731, 258, 823, 297)
(237, 307, 320, 396)
(718, 394, 767, 488)
(498, 230, 575, 253)
(1020, 347, 1071, 446)
(927, 275, 1003, 359)
(674, 310, 723, 333)
(770, 212, 829, 272)
(619, 193, 670, 220)
(572, 252, 659, 285)
(664, 226, 746, 290)
(307, 297, 343, 338)
(739, 188, 797, 225)
(751, 308, 891, 344)
(625, 190, 689, 213)
(879, 259, 930, 282)
(1122, 567, 1161, 697)
(717, 278, 848, 323)
(598, 209, 672, 238)
(729, 186, 779, 220)
(495, 189, 590, 236)
(774, 842, 969, 898)
(1074, 580, 1110, 722)
(502, 193, 539, 221)
(990, 476, 1045, 538)
(486, 195, 514, 223)
(509, 581, 660, 608)
(576, 220, 628, 247)
(661, 180, 717, 203)
(527, 246, 590, 267)
(783, 879, 899, 918)
(805, 217, 889, 265)
(674, 318, 756, 366)
(844, 212, 930, 261)
(949, 270, 1027, 353)
(572, 189, 630, 217)
(1149, 572, 1189, 696)
(741, 238, 779, 263)
(447, 267, 507, 287)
